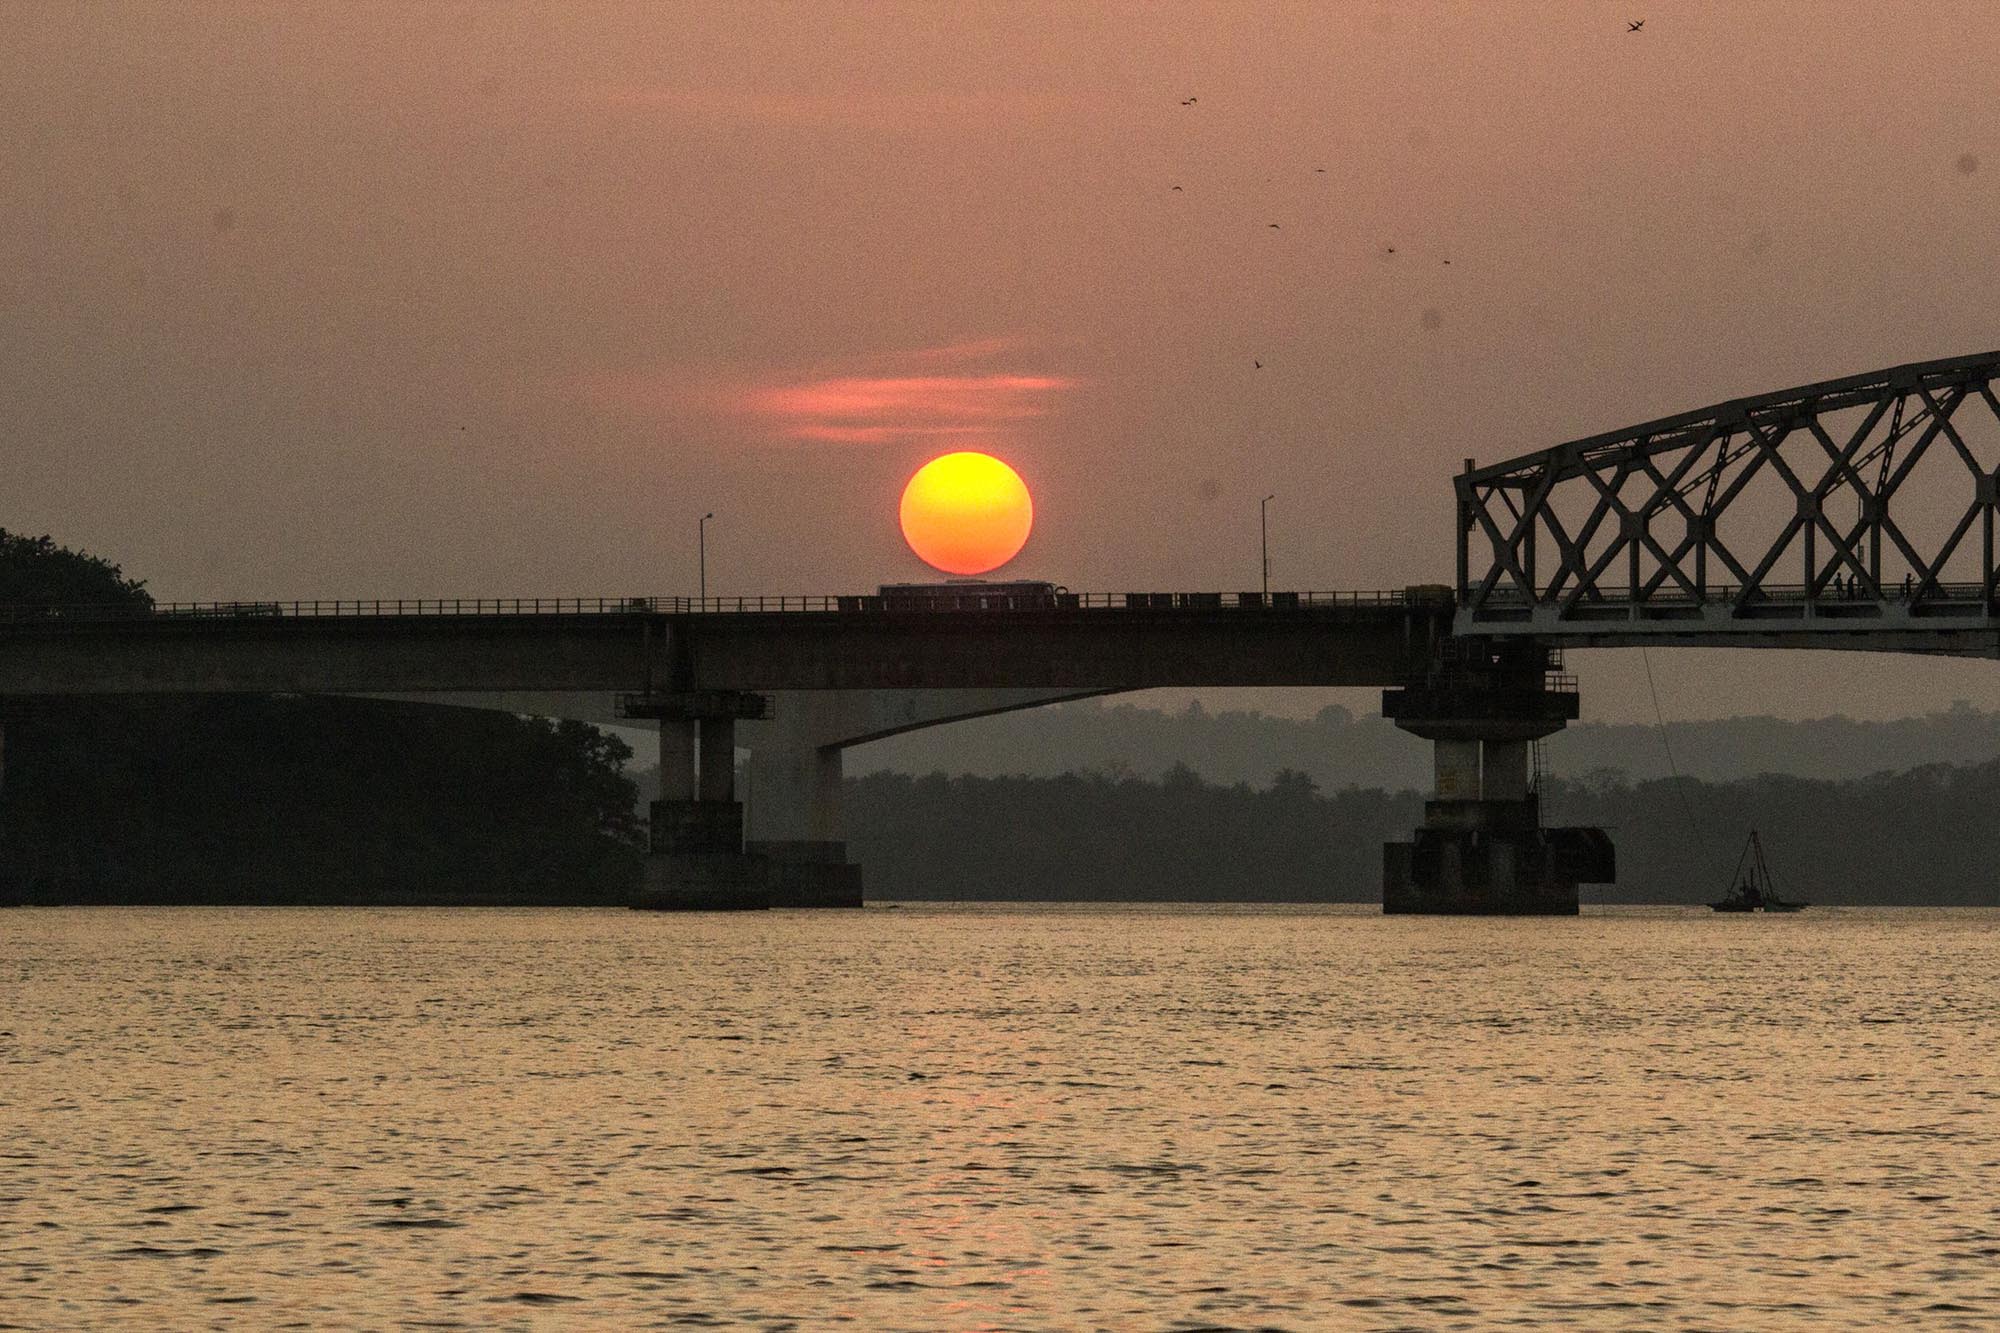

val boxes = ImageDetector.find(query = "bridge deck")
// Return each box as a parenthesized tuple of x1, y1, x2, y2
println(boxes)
(0, 592, 1455, 695)
(1462, 583, 2000, 654)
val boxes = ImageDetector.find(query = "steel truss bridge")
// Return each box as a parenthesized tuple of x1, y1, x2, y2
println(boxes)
(1457, 350, 2000, 654)
(2, 351, 1996, 689)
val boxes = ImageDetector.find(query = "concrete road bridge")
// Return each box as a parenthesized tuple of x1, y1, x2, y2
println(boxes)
(0, 590, 1458, 910)
(2, 349, 1995, 913)
(0, 590, 1453, 696)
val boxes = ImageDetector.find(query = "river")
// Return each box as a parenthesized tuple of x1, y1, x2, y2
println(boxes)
(3, 904, 1995, 1329)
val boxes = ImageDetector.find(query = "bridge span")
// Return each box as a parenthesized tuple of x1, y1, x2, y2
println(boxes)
(1457, 349, 2000, 655)
(6, 349, 1997, 914)
(0, 591, 1453, 696)
(0, 590, 1470, 913)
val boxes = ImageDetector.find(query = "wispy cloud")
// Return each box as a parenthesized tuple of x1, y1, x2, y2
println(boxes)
(747, 370, 1075, 445)
(575, 341, 1078, 447)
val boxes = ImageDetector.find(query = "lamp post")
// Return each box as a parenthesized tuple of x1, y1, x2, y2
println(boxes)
(1261, 494, 1275, 598)
(699, 512, 714, 603)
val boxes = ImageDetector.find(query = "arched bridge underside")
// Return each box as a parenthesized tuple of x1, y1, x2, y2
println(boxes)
(1458, 350, 2000, 654)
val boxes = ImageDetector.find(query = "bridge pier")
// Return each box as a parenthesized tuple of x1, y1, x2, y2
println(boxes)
(628, 692, 772, 910)
(1382, 642, 1613, 914)
(744, 733, 861, 908)
(741, 687, 1107, 907)
(658, 716, 695, 801)
(698, 715, 736, 801)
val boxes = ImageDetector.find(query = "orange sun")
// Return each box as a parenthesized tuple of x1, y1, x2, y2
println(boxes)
(899, 451, 1034, 575)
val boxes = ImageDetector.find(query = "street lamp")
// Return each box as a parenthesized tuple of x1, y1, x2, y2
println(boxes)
(1261, 495, 1275, 598)
(699, 512, 714, 603)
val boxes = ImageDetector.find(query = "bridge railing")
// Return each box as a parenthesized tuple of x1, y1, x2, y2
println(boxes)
(1467, 580, 1993, 610)
(0, 589, 1448, 624)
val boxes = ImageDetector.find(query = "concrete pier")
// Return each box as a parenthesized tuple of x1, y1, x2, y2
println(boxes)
(643, 798, 769, 910)
(627, 691, 772, 910)
(738, 687, 1107, 908)
(658, 716, 695, 802)
(698, 715, 736, 801)
(742, 717, 862, 906)
(746, 839, 863, 908)
(1381, 642, 1613, 914)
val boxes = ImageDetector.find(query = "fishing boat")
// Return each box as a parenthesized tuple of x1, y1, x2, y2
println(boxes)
(1710, 830, 1807, 912)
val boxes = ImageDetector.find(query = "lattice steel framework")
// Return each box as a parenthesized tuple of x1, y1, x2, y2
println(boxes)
(1457, 351, 2000, 649)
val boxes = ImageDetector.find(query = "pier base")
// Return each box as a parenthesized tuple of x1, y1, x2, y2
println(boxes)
(748, 840, 863, 908)
(637, 851, 770, 911)
(633, 798, 770, 910)
(632, 796, 863, 910)
(1383, 801, 1612, 915)
(623, 692, 786, 911)
(1381, 641, 1613, 915)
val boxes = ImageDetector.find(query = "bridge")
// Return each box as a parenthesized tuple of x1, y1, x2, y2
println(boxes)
(1457, 350, 2000, 654)
(0, 591, 1451, 695)
(2, 350, 1994, 914)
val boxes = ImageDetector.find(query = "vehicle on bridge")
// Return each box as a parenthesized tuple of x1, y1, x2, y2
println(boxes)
(152, 601, 286, 620)
(861, 580, 1073, 611)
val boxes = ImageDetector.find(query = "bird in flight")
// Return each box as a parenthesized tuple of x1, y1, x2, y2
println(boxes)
(1268, 222, 1282, 229)
(1180, 96, 1198, 105)
(1254, 360, 1263, 369)
(1171, 184, 1183, 191)
(1627, 19, 1644, 31)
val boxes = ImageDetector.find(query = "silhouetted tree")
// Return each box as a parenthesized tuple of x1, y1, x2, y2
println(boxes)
(2, 697, 641, 903)
(0, 529, 150, 608)
(0, 534, 640, 904)
(1270, 768, 1320, 801)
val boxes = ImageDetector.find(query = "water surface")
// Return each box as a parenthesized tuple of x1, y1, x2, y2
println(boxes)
(3, 905, 1996, 1329)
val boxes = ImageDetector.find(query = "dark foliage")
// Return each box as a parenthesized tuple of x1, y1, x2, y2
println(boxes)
(0, 531, 641, 903)
(846, 766, 1421, 901)
(860, 696, 2000, 791)
(1, 696, 642, 904)
(0, 529, 151, 608)
(848, 763, 2000, 905)
(1543, 762, 2000, 905)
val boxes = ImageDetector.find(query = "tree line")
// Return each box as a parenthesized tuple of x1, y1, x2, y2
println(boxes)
(857, 695, 2000, 791)
(0, 530, 642, 905)
(845, 763, 2000, 905)
(0, 695, 642, 905)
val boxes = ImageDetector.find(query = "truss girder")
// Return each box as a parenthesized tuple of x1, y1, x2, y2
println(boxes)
(1456, 351, 2000, 648)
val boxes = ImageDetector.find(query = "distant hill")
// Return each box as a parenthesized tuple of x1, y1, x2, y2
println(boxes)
(846, 698, 2000, 790)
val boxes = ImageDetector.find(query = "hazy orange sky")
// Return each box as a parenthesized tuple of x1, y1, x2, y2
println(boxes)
(6, 2, 2000, 722)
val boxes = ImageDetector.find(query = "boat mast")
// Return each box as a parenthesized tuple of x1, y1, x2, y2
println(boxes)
(1727, 832, 1754, 891)
(1750, 830, 1779, 899)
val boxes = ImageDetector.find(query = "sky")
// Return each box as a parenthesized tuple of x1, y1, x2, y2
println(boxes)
(5, 1, 2000, 724)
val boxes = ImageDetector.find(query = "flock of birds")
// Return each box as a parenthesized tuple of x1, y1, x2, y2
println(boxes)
(1175, 18, 1645, 370)
(1168, 95, 1444, 367)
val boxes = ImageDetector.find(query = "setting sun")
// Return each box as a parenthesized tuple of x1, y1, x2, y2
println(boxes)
(899, 451, 1034, 575)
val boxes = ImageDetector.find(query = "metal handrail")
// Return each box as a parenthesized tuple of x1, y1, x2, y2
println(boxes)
(0, 589, 1448, 625)
(1467, 580, 1993, 606)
